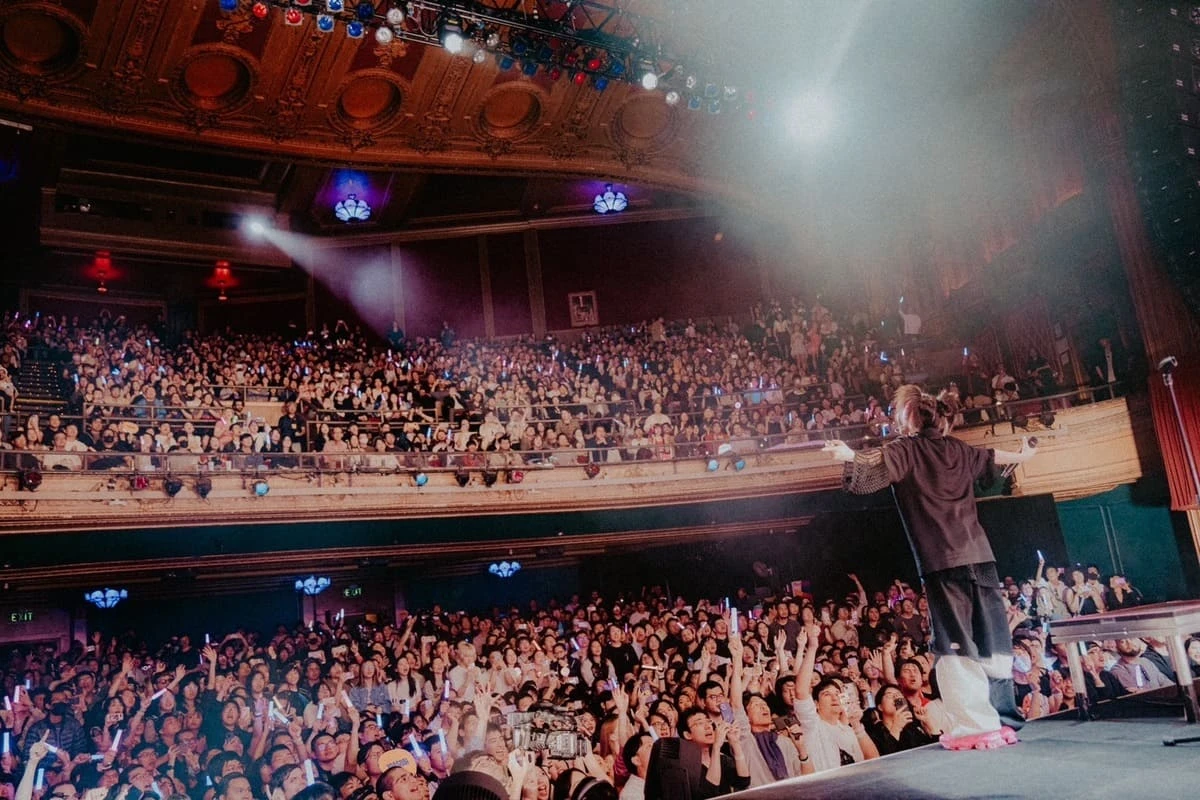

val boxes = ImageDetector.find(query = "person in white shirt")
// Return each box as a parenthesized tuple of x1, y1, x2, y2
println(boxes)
(792, 626, 879, 772)
(619, 732, 653, 800)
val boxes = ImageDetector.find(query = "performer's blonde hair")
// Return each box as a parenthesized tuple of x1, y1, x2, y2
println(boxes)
(892, 384, 951, 436)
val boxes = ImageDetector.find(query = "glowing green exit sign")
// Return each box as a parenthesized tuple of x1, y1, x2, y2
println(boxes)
(9, 610, 34, 623)
(343, 586, 362, 598)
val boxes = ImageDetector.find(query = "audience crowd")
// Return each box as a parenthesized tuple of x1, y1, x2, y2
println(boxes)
(1, 558, 1193, 800)
(0, 301, 1069, 473)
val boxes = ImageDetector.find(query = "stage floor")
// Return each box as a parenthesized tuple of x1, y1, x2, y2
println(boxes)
(728, 711, 1198, 799)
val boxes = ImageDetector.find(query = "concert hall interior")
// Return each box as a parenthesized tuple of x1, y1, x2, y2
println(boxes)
(2, 1, 1200, 799)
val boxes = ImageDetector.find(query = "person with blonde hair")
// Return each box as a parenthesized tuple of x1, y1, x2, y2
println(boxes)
(825, 384, 1036, 752)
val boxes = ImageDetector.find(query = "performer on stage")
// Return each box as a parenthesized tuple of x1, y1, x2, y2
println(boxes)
(825, 385, 1037, 751)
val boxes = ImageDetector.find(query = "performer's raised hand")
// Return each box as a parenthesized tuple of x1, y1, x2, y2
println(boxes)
(823, 441, 855, 463)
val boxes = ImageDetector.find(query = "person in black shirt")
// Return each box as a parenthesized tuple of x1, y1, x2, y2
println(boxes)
(828, 384, 1036, 751)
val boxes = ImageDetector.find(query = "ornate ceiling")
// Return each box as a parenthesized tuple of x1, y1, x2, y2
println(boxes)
(0, 0, 728, 198)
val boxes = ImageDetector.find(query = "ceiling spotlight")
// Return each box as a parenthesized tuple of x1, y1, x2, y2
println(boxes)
(704, 82, 718, 98)
(486, 31, 501, 49)
(196, 476, 213, 499)
(97, 281, 108, 294)
(584, 463, 600, 479)
(328, 0, 344, 11)
(594, 76, 609, 91)
(707, 99, 721, 114)
(218, 289, 228, 302)
(252, 2, 268, 19)
(245, 216, 267, 236)
(639, 58, 658, 90)
(687, 95, 702, 111)
(164, 477, 183, 497)
(414, 472, 428, 487)
(440, 17, 465, 54)
(685, 75, 697, 90)
(706, 459, 719, 472)
(522, 60, 538, 76)
(356, 2, 375, 22)
(253, 479, 270, 497)
(347, 20, 364, 38)
(219, 0, 239, 11)
(285, 7, 303, 25)
(385, 6, 404, 25)
(498, 54, 515, 70)
(317, 14, 335, 32)
(664, 90, 680, 106)
(473, 48, 487, 64)
(375, 26, 393, 45)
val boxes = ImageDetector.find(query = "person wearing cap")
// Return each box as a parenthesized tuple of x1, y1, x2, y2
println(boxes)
(22, 703, 87, 760)
(828, 384, 1036, 752)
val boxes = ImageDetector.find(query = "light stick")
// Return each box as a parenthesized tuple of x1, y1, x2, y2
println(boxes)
(109, 729, 122, 752)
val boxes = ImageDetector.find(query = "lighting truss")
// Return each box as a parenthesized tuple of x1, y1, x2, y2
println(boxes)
(220, 1, 749, 111)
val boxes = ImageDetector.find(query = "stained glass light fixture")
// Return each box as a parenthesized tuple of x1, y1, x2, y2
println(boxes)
(488, 561, 521, 578)
(593, 184, 628, 214)
(85, 588, 128, 608)
(295, 576, 331, 596)
(334, 193, 371, 223)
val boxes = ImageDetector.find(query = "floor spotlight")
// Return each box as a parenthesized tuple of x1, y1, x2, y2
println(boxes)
(414, 472, 428, 487)
(164, 476, 183, 497)
(1039, 411, 1056, 428)
(483, 469, 498, 487)
(455, 469, 470, 487)
(509, 470, 524, 484)
(196, 476, 213, 499)
(252, 479, 270, 497)
(584, 463, 600, 479)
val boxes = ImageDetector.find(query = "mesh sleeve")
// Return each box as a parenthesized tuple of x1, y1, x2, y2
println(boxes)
(843, 448, 892, 495)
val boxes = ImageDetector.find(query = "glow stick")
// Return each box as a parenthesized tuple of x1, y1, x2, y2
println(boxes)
(109, 729, 122, 752)
(648, 727, 659, 742)
(376, 713, 383, 728)
(151, 689, 168, 701)
(340, 690, 352, 707)
(1036, 550, 1044, 563)
(730, 608, 739, 636)
(317, 702, 324, 720)
(443, 681, 451, 699)
(1135, 667, 1144, 689)
(35, 768, 44, 792)
(724, 597, 730, 613)
(403, 698, 410, 719)
(2, 731, 8, 754)
(152, 782, 163, 799)
(303, 759, 315, 786)
(409, 733, 424, 759)
(24, 679, 30, 690)
(270, 708, 289, 724)
(44, 742, 58, 755)
(3, 696, 10, 711)
(13, 686, 19, 703)
(205, 633, 210, 645)
(437, 730, 447, 753)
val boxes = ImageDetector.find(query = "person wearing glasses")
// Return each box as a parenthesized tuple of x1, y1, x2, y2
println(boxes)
(643, 707, 750, 800)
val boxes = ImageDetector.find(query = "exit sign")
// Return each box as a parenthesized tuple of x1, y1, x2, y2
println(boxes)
(9, 610, 34, 624)
(343, 585, 362, 598)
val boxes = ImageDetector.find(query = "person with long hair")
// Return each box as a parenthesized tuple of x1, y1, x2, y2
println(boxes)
(826, 384, 1036, 751)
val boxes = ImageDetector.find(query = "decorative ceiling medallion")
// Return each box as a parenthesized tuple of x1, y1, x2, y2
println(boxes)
(0, 4, 86, 82)
(169, 45, 258, 115)
(472, 84, 546, 143)
(327, 69, 408, 137)
(609, 93, 680, 155)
